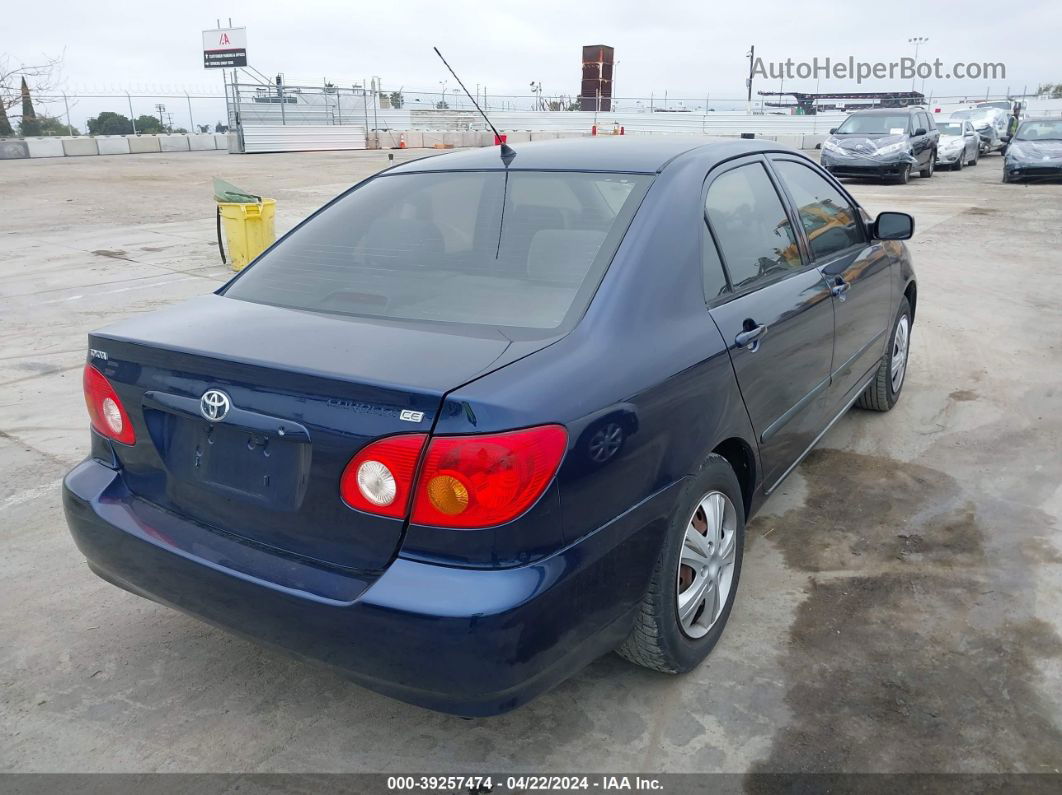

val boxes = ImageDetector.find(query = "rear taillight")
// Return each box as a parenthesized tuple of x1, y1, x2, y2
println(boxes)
(411, 425, 567, 529)
(340, 434, 427, 519)
(83, 365, 136, 445)
(340, 425, 568, 528)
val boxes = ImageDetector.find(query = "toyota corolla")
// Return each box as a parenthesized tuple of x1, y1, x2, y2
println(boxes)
(63, 138, 918, 715)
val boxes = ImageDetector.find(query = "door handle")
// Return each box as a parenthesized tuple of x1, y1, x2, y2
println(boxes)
(735, 322, 767, 350)
(831, 277, 850, 301)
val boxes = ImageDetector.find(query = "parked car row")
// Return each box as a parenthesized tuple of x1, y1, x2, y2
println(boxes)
(821, 104, 1060, 185)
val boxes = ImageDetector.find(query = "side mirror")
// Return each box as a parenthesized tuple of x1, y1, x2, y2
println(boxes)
(913, 127, 927, 136)
(872, 212, 914, 241)
(829, 127, 837, 134)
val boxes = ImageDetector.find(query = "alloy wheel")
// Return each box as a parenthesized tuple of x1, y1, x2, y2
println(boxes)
(676, 491, 738, 639)
(891, 315, 910, 392)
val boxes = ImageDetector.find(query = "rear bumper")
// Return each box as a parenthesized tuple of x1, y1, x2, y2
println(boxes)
(63, 459, 676, 715)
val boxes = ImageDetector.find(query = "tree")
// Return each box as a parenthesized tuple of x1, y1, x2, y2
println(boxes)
(28, 115, 77, 136)
(19, 76, 40, 136)
(134, 114, 163, 134)
(214, 121, 229, 133)
(1, 52, 64, 136)
(389, 91, 404, 109)
(87, 111, 133, 135)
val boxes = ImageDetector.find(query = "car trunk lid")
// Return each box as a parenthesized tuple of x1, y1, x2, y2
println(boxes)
(89, 294, 522, 574)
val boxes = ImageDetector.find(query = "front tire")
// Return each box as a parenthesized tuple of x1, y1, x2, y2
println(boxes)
(857, 296, 912, 412)
(893, 164, 911, 185)
(953, 152, 964, 171)
(616, 455, 745, 673)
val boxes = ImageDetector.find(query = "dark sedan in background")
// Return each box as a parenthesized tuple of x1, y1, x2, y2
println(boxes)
(1003, 119, 1062, 182)
(64, 138, 917, 715)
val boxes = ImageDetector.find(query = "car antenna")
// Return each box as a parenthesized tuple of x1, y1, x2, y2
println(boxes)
(433, 46, 516, 167)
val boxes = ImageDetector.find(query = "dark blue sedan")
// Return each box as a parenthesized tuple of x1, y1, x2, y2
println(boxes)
(63, 138, 917, 715)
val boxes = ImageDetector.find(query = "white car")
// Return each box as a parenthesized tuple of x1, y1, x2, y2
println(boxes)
(935, 120, 980, 169)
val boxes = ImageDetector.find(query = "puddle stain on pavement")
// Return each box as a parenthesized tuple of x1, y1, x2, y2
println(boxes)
(746, 449, 1062, 775)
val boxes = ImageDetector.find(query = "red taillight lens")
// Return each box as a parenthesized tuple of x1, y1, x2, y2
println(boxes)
(83, 365, 136, 445)
(411, 425, 567, 529)
(340, 434, 427, 518)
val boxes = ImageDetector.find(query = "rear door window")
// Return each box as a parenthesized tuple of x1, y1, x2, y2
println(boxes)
(224, 171, 652, 332)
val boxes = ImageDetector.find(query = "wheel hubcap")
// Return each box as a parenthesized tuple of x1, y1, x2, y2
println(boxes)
(891, 315, 910, 392)
(677, 491, 737, 639)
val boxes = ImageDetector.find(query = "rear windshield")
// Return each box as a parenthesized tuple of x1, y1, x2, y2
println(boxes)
(224, 170, 652, 332)
(834, 114, 910, 135)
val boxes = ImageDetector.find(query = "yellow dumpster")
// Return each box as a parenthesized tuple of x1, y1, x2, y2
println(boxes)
(213, 177, 277, 272)
(218, 199, 276, 271)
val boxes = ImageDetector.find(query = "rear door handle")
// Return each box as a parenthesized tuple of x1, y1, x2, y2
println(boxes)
(735, 322, 767, 350)
(831, 277, 850, 300)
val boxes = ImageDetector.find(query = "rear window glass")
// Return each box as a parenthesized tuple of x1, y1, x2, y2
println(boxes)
(224, 170, 652, 332)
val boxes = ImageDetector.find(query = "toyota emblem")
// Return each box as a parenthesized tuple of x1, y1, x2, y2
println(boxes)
(200, 389, 231, 422)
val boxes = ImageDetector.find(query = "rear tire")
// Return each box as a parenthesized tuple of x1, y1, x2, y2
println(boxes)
(857, 297, 912, 412)
(970, 148, 979, 166)
(919, 154, 935, 178)
(615, 455, 745, 674)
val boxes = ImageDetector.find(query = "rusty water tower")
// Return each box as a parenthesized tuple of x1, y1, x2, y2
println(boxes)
(580, 45, 614, 111)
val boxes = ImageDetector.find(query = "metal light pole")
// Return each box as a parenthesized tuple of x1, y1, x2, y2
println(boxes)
(746, 45, 755, 115)
(908, 36, 928, 92)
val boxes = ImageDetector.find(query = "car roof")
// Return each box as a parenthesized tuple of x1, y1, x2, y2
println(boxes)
(385, 136, 785, 175)
(848, 108, 917, 115)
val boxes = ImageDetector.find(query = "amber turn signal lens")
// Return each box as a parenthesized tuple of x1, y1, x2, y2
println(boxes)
(427, 474, 470, 515)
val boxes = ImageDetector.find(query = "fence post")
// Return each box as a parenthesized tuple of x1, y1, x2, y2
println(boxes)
(63, 93, 74, 136)
(127, 92, 137, 134)
(186, 91, 195, 132)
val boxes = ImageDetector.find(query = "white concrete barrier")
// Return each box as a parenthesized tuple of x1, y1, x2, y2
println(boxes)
(189, 134, 216, 151)
(159, 135, 191, 152)
(214, 134, 229, 149)
(96, 136, 131, 155)
(128, 135, 162, 153)
(62, 138, 99, 156)
(26, 138, 65, 158)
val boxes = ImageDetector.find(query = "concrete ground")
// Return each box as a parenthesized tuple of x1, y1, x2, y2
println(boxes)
(1, 148, 1061, 775)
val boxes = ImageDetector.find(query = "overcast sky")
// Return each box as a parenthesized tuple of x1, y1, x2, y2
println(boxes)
(6, 0, 1060, 126)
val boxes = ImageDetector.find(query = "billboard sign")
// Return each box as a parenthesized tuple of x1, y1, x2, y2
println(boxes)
(203, 27, 247, 69)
